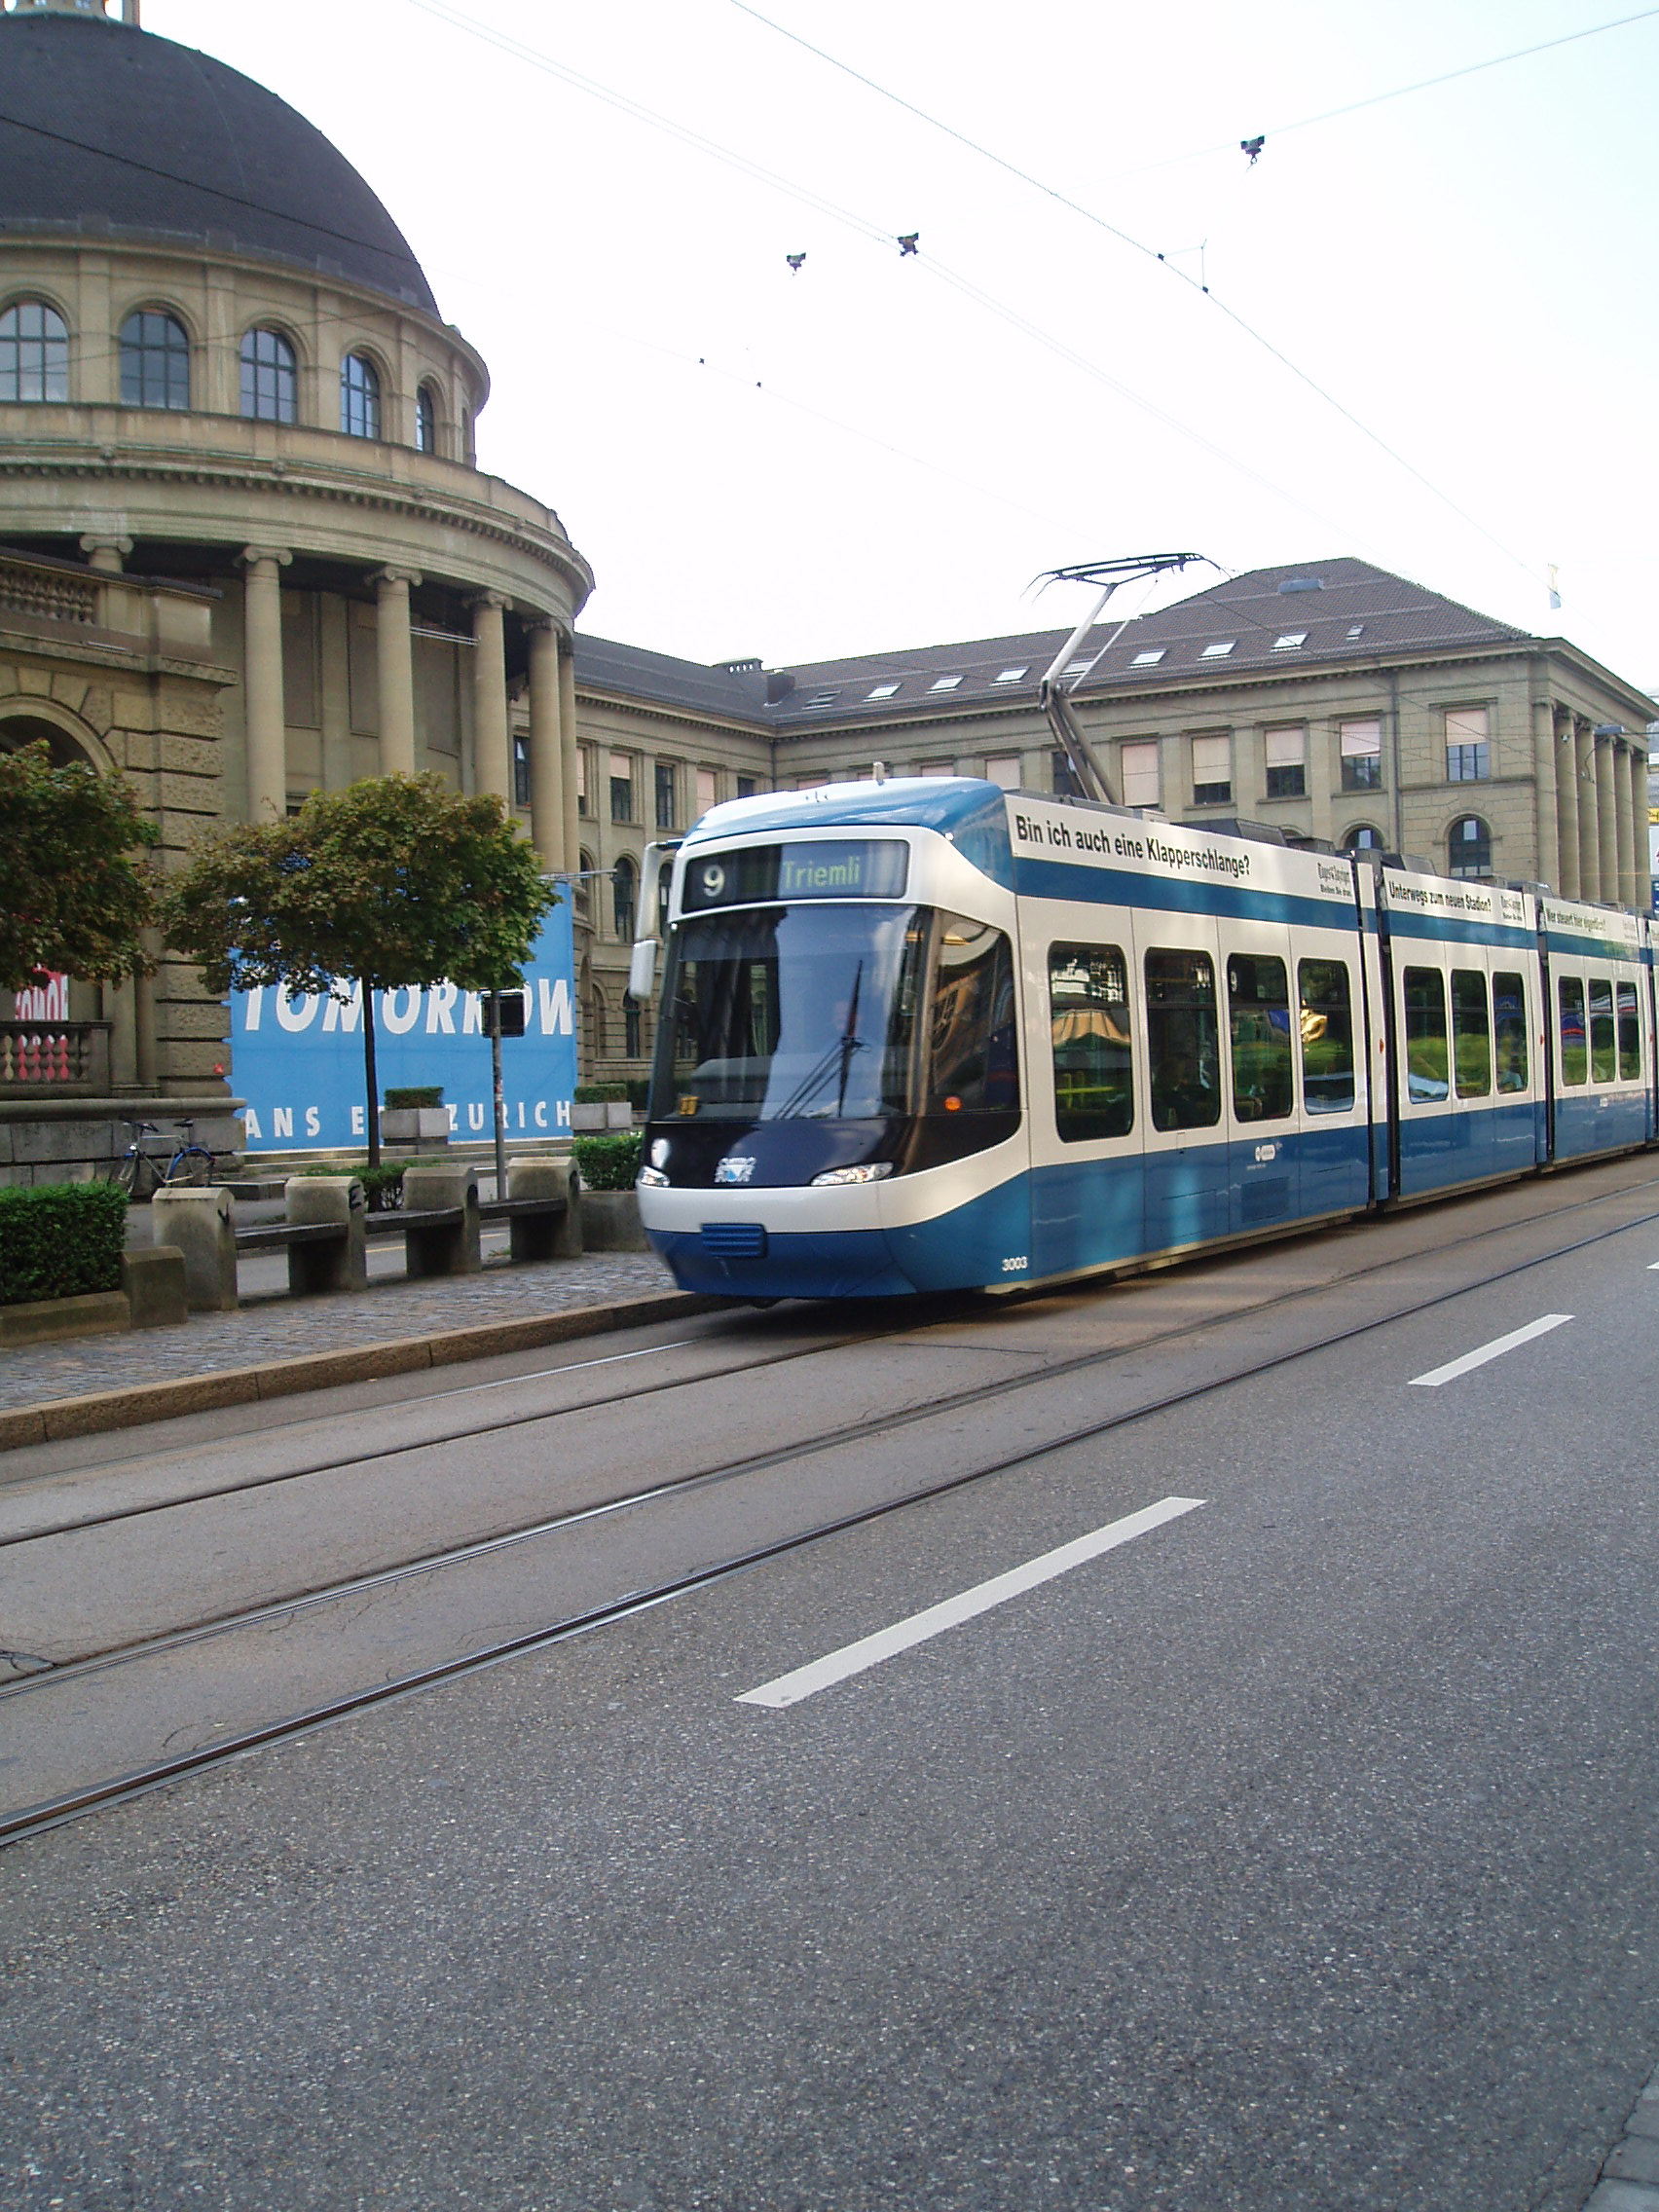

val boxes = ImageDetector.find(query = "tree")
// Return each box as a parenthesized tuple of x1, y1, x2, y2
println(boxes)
(0, 741, 159, 992)
(165, 775, 558, 1165)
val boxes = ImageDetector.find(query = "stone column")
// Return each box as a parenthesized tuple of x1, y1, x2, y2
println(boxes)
(558, 633, 580, 880)
(1530, 699, 1559, 891)
(526, 619, 566, 870)
(1576, 719, 1601, 903)
(1597, 730, 1619, 906)
(1555, 709, 1579, 900)
(1613, 741, 1638, 911)
(1631, 741, 1652, 913)
(104, 972, 138, 1089)
(240, 546, 291, 821)
(372, 568, 420, 778)
(469, 592, 511, 805)
(318, 593, 352, 790)
(80, 533, 132, 575)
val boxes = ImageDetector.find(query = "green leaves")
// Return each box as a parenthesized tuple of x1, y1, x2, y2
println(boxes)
(0, 743, 159, 991)
(164, 775, 559, 999)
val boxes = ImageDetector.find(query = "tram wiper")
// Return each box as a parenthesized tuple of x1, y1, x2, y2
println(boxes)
(770, 962, 867, 1119)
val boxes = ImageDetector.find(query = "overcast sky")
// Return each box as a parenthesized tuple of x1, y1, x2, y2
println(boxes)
(144, 0, 1659, 694)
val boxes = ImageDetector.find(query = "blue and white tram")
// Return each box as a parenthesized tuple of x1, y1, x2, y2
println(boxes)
(633, 779, 1656, 1301)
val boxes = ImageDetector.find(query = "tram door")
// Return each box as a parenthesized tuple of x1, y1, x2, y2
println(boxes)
(1135, 914, 1231, 1252)
(1222, 923, 1300, 1236)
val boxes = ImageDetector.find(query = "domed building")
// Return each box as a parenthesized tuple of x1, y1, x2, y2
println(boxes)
(0, 0, 592, 1176)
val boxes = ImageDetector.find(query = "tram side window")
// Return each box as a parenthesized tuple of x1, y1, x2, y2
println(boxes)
(1617, 978, 1641, 1081)
(1227, 953, 1293, 1122)
(1403, 968, 1449, 1102)
(1451, 969, 1491, 1098)
(1558, 975, 1586, 1086)
(1145, 948, 1220, 1131)
(1589, 976, 1616, 1083)
(925, 916, 1017, 1114)
(1493, 972, 1529, 1092)
(1049, 943, 1133, 1143)
(1298, 959, 1355, 1113)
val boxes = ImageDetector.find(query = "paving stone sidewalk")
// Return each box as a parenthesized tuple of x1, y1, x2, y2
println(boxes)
(0, 1249, 679, 1415)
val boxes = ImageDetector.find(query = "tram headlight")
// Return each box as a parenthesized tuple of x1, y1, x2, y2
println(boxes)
(638, 1165, 670, 1188)
(809, 1161, 894, 1187)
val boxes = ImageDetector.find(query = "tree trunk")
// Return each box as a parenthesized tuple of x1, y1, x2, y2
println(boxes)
(362, 982, 382, 1168)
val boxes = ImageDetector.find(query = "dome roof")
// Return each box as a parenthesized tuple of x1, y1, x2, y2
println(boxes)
(0, 12, 439, 314)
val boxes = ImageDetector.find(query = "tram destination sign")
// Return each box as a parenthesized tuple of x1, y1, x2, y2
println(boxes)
(682, 838, 909, 910)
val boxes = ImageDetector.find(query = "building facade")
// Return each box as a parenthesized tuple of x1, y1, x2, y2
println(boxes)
(0, 0, 590, 1179)
(569, 561, 1656, 1089)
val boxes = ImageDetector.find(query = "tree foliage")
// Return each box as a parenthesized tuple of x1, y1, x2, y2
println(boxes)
(164, 775, 557, 1163)
(0, 741, 159, 992)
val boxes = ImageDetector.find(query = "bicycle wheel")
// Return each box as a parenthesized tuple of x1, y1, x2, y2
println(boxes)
(177, 1145, 216, 1187)
(117, 1150, 157, 1200)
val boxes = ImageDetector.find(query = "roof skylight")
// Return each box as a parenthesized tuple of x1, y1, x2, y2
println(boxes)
(1272, 632, 1308, 651)
(1346, 623, 1365, 640)
(1200, 640, 1236, 659)
(1131, 648, 1165, 667)
(930, 675, 963, 691)
(995, 666, 1028, 683)
(867, 682, 901, 699)
(805, 690, 840, 709)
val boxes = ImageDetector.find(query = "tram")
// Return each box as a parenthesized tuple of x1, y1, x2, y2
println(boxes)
(630, 779, 1657, 1300)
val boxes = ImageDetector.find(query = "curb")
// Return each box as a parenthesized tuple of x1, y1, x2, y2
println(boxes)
(0, 1289, 717, 1455)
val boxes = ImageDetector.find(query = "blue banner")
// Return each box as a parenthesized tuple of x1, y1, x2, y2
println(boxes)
(230, 903, 579, 1152)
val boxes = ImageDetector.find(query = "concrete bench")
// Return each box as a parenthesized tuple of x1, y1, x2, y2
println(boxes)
(231, 1178, 369, 1295)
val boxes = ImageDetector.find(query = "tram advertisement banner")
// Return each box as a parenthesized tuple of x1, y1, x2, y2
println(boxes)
(229, 902, 578, 1152)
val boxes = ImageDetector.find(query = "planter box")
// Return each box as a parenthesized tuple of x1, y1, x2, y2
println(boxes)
(570, 1101, 608, 1132)
(606, 1100, 635, 1129)
(578, 1188, 647, 1252)
(382, 1107, 451, 1144)
(0, 1287, 129, 1347)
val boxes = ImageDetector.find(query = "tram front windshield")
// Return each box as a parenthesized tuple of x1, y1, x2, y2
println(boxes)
(649, 903, 1016, 1150)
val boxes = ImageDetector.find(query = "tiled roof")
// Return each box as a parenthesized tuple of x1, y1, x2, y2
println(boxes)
(573, 563, 1537, 738)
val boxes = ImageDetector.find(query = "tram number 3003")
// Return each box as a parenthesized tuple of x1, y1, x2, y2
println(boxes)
(1002, 1255, 1029, 1273)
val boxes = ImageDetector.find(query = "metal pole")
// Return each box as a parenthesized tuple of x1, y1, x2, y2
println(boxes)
(490, 991, 507, 1198)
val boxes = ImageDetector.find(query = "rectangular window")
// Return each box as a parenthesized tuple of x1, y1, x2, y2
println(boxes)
(513, 734, 530, 809)
(1493, 972, 1529, 1092)
(983, 755, 1020, 790)
(1299, 959, 1355, 1113)
(1446, 705, 1490, 783)
(1264, 725, 1306, 801)
(575, 747, 587, 816)
(1227, 953, 1294, 1122)
(736, 775, 757, 799)
(1049, 943, 1133, 1142)
(1191, 734, 1231, 807)
(609, 751, 633, 824)
(625, 1000, 643, 1058)
(1403, 967, 1449, 1101)
(918, 760, 953, 779)
(1451, 969, 1491, 1097)
(1589, 976, 1616, 1082)
(1558, 975, 1586, 1086)
(1145, 948, 1220, 1130)
(654, 761, 677, 830)
(696, 767, 718, 816)
(1340, 719, 1382, 792)
(1121, 740, 1160, 808)
(1617, 978, 1641, 1081)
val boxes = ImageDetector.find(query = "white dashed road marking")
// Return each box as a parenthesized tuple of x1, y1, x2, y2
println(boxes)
(1408, 1312, 1571, 1388)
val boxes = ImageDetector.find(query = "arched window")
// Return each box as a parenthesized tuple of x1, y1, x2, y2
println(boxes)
(415, 384, 438, 454)
(119, 310, 190, 410)
(624, 995, 643, 1059)
(461, 405, 472, 464)
(0, 300, 69, 403)
(340, 351, 380, 439)
(1344, 824, 1384, 853)
(612, 856, 637, 941)
(1449, 815, 1492, 878)
(574, 850, 594, 928)
(240, 327, 296, 423)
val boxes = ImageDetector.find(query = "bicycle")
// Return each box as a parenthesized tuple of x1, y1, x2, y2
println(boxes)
(110, 1118, 222, 1199)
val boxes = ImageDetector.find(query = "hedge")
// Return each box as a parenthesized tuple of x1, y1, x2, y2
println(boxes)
(571, 1131, 642, 1192)
(300, 1159, 447, 1211)
(384, 1086, 443, 1110)
(573, 1082, 629, 1104)
(0, 1182, 129, 1307)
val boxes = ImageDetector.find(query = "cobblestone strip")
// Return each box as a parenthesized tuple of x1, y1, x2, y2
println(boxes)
(1585, 2062, 1659, 2207)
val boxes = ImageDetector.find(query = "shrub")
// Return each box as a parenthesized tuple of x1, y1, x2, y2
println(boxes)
(299, 1159, 448, 1210)
(385, 1086, 443, 1110)
(571, 1131, 642, 1192)
(573, 1082, 629, 1103)
(0, 1182, 128, 1307)
(625, 1077, 652, 1113)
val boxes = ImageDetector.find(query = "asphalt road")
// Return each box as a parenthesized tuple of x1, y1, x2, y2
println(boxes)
(3, 1160, 1658, 2209)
